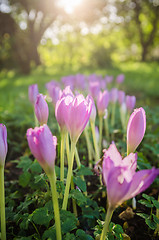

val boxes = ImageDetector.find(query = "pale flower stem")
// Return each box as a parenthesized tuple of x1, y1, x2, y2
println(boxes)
(100, 206, 114, 240)
(111, 102, 116, 128)
(104, 117, 109, 142)
(48, 169, 62, 240)
(66, 132, 70, 162)
(90, 121, 100, 163)
(0, 166, 6, 240)
(84, 128, 93, 168)
(62, 140, 76, 210)
(60, 132, 66, 182)
(75, 147, 81, 169)
(99, 115, 103, 154)
(33, 109, 39, 127)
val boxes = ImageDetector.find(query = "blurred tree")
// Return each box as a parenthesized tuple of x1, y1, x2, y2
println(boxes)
(0, 0, 65, 73)
(114, 0, 159, 61)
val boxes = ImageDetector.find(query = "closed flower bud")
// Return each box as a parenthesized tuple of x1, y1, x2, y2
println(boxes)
(28, 84, 39, 105)
(26, 125, 57, 174)
(127, 107, 146, 154)
(35, 94, 49, 125)
(0, 124, 8, 167)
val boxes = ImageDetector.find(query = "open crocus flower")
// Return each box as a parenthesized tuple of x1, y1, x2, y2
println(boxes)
(35, 94, 49, 125)
(65, 94, 93, 143)
(102, 143, 159, 209)
(26, 124, 57, 174)
(0, 124, 7, 167)
(127, 107, 146, 154)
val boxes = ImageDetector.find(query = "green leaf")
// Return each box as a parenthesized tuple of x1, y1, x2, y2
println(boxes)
(56, 180, 65, 195)
(77, 165, 93, 176)
(152, 214, 159, 224)
(42, 227, 56, 240)
(30, 160, 42, 173)
(152, 199, 159, 209)
(76, 229, 94, 240)
(138, 199, 153, 208)
(64, 233, 76, 240)
(19, 172, 31, 187)
(60, 210, 77, 234)
(142, 194, 154, 201)
(69, 189, 87, 206)
(145, 218, 157, 230)
(136, 213, 149, 220)
(73, 176, 87, 192)
(32, 207, 53, 226)
(17, 156, 32, 171)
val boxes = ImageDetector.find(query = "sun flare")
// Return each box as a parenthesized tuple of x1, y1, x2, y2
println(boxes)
(58, 0, 83, 14)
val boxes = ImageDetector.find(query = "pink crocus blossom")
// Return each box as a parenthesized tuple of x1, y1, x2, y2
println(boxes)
(102, 143, 159, 209)
(65, 94, 93, 143)
(118, 91, 125, 105)
(28, 84, 39, 105)
(55, 94, 73, 133)
(90, 100, 97, 123)
(127, 107, 146, 154)
(26, 124, 57, 174)
(126, 95, 136, 112)
(0, 124, 7, 166)
(35, 94, 49, 125)
(110, 88, 118, 103)
(89, 81, 101, 99)
(116, 74, 125, 84)
(97, 90, 109, 116)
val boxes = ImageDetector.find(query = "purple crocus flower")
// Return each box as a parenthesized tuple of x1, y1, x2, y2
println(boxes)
(0, 124, 7, 166)
(118, 90, 125, 105)
(28, 84, 39, 105)
(102, 143, 159, 209)
(97, 90, 109, 116)
(35, 94, 49, 125)
(105, 75, 113, 84)
(110, 88, 118, 103)
(116, 74, 125, 84)
(65, 94, 93, 143)
(126, 95, 136, 112)
(90, 100, 97, 123)
(26, 125, 57, 174)
(89, 81, 101, 100)
(127, 107, 146, 154)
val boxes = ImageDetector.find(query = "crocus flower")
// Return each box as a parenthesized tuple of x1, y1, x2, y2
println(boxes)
(118, 90, 125, 105)
(116, 74, 125, 84)
(89, 81, 101, 99)
(35, 94, 49, 125)
(65, 94, 93, 143)
(105, 75, 113, 84)
(61, 75, 75, 90)
(75, 74, 86, 90)
(60, 86, 74, 99)
(127, 107, 146, 154)
(90, 100, 97, 123)
(110, 88, 118, 103)
(102, 143, 159, 209)
(26, 124, 57, 174)
(28, 84, 39, 105)
(97, 90, 109, 116)
(0, 124, 7, 167)
(126, 95, 136, 112)
(55, 95, 73, 133)
(48, 86, 62, 107)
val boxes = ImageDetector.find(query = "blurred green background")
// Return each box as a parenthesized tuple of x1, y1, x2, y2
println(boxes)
(0, 0, 159, 116)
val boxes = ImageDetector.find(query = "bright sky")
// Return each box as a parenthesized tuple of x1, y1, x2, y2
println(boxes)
(57, 0, 83, 14)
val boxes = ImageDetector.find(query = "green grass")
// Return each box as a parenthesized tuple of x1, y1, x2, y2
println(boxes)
(0, 61, 159, 118)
